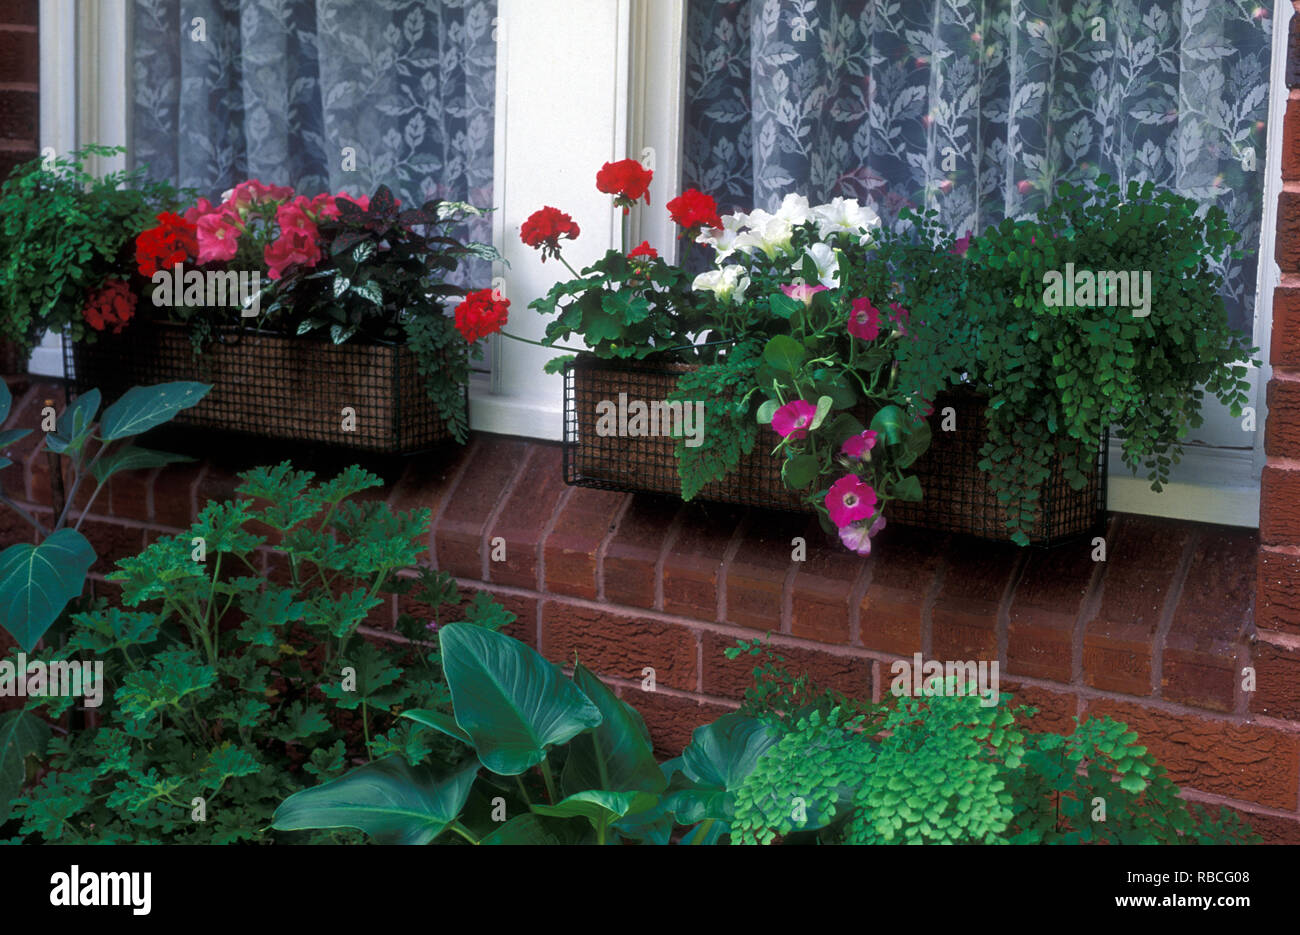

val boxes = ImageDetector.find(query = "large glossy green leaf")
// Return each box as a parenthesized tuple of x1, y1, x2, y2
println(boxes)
(0, 428, 31, 449)
(47, 389, 100, 455)
(89, 445, 195, 486)
(401, 707, 472, 744)
(480, 812, 592, 845)
(272, 756, 478, 844)
(666, 714, 780, 824)
(561, 663, 665, 796)
(0, 380, 10, 423)
(0, 529, 96, 651)
(869, 404, 907, 445)
(98, 382, 211, 441)
(530, 789, 657, 830)
(0, 710, 51, 821)
(439, 622, 602, 775)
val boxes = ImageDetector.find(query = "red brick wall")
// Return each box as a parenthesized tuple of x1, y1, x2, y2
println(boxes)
(0, 0, 38, 183)
(1, 379, 1295, 842)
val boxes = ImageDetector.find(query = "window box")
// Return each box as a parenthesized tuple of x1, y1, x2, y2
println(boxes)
(65, 321, 463, 455)
(563, 352, 1107, 545)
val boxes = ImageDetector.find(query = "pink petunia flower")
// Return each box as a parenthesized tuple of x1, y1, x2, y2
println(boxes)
(847, 297, 880, 341)
(839, 514, 887, 555)
(841, 430, 878, 460)
(772, 399, 817, 440)
(951, 230, 972, 256)
(196, 210, 241, 263)
(182, 197, 218, 227)
(264, 225, 322, 279)
(826, 476, 878, 529)
(780, 283, 828, 306)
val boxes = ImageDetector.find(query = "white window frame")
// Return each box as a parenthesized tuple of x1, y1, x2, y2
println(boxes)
(37, 0, 1276, 527)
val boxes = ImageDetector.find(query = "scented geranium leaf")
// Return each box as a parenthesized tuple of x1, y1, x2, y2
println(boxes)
(191, 499, 264, 555)
(439, 622, 602, 775)
(321, 640, 403, 711)
(0, 529, 96, 651)
(0, 710, 51, 821)
(272, 755, 479, 845)
(105, 767, 188, 814)
(115, 650, 216, 723)
(200, 742, 261, 790)
(304, 741, 348, 782)
(304, 588, 384, 640)
(269, 702, 332, 744)
(66, 607, 160, 656)
(89, 445, 194, 486)
(214, 697, 271, 730)
(562, 663, 664, 796)
(461, 590, 515, 631)
(235, 462, 319, 529)
(236, 586, 305, 646)
(98, 382, 210, 440)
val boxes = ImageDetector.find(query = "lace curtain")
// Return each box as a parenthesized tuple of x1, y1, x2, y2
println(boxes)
(683, 0, 1274, 331)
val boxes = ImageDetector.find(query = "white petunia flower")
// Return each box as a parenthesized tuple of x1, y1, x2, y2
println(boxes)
(804, 242, 840, 288)
(811, 196, 881, 243)
(733, 215, 795, 260)
(692, 265, 751, 303)
(774, 193, 814, 225)
(696, 212, 749, 261)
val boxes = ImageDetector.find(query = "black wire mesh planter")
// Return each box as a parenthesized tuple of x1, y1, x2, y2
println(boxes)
(563, 353, 1107, 546)
(64, 320, 464, 455)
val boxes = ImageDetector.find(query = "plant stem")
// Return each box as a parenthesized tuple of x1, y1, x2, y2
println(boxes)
(514, 774, 533, 807)
(0, 495, 49, 535)
(448, 821, 480, 845)
(539, 759, 558, 804)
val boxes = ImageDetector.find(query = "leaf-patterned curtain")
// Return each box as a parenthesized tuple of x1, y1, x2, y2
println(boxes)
(684, 0, 1273, 331)
(132, 0, 497, 283)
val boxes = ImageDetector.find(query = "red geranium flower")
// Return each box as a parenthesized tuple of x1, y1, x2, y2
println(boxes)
(520, 206, 580, 262)
(666, 188, 722, 233)
(455, 288, 510, 342)
(596, 159, 653, 213)
(628, 240, 658, 260)
(135, 212, 198, 277)
(82, 278, 137, 333)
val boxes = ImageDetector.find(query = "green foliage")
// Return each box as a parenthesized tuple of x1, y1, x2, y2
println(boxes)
(668, 339, 762, 500)
(5, 462, 510, 843)
(254, 187, 497, 445)
(0, 145, 187, 355)
(272, 626, 776, 845)
(899, 178, 1256, 543)
(529, 249, 709, 364)
(0, 380, 208, 649)
(728, 683, 1260, 846)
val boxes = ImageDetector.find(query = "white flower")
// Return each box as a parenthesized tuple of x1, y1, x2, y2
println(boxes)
(804, 242, 840, 288)
(733, 215, 794, 260)
(692, 265, 750, 303)
(774, 193, 813, 225)
(811, 196, 881, 243)
(696, 213, 748, 261)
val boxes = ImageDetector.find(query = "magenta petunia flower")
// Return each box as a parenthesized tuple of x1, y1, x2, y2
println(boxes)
(841, 430, 878, 460)
(781, 283, 828, 306)
(826, 475, 877, 528)
(839, 514, 887, 555)
(772, 399, 817, 440)
(847, 297, 880, 341)
(950, 230, 972, 256)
